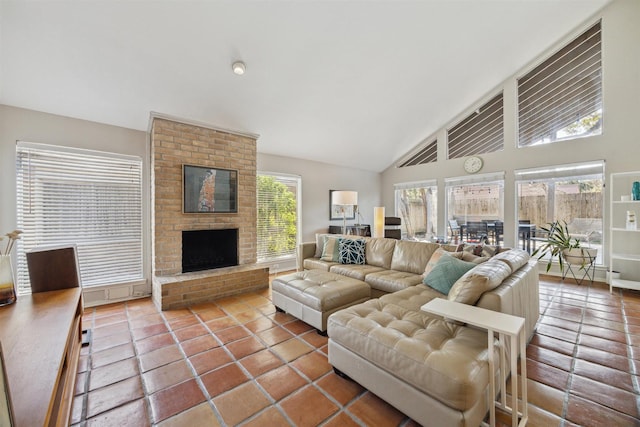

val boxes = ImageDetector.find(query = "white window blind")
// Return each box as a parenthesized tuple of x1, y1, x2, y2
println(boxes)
(256, 173, 300, 262)
(398, 139, 437, 167)
(447, 92, 504, 159)
(15, 142, 143, 294)
(518, 21, 602, 147)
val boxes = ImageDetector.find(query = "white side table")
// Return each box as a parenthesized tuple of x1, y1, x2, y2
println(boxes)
(421, 298, 528, 427)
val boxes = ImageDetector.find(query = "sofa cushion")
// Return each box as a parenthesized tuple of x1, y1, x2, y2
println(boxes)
(365, 237, 397, 269)
(364, 270, 424, 293)
(492, 249, 530, 272)
(329, 264, 385, 281)
(423, 254, 476, 295)
(327, 298, 495, 411)
(303, 258, 337, 271)
(379, 283, 446, 312)
(339, 238, 366, 265)
(448, 259, 512, 305)
(390, 240, 439, 275)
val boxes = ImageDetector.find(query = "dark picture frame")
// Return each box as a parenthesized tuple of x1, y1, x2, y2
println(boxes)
(0, 342, 14, 427)
(329, 190, 355, 220)
(183, 165, 238, 213)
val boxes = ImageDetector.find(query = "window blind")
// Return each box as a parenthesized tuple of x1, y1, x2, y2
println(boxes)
(515, 161, 604, 182)
(518, 22, 602, 147)
(257, 173, 300, 262)
(15, 143, 143, 294)
(447, 92, 504, 159)
(398, 139, 437, 167)
(394, 179, 437, 191)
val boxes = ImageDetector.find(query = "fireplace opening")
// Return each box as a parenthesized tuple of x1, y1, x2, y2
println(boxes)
(182, 229, 238, 273)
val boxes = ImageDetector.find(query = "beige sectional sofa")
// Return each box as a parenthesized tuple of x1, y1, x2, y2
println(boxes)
(294, 235, 539, 427)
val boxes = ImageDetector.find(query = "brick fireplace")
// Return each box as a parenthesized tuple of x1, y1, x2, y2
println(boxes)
(150, 116, 268, 310)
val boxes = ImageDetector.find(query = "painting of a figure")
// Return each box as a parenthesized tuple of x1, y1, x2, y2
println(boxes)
(183, 165, 238, 213)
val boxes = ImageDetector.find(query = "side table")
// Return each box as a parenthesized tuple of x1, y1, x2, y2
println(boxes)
(421, 298, 528, 427)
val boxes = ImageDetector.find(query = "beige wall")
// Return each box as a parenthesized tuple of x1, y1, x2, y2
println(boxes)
(381, 0, 640, 261)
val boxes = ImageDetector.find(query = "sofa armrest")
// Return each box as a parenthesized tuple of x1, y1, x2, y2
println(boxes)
(297, 242, 317, 271)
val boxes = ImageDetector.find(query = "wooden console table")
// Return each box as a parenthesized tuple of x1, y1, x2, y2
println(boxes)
(0, 288, 83, 427)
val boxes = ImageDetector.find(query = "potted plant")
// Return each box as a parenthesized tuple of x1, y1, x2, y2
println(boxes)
(532, 220, 597, 273)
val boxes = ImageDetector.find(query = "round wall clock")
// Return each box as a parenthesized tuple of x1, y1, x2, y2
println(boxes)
(463, 156, 483, 174)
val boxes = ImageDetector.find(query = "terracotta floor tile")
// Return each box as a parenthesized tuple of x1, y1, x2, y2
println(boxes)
(526, 345, 573, 371)
(322, 412, 362, 427)
(280, 385, 339, 427)
(544, 308, 582, 323)
(131, 322, 169, 341)
(566, 393, 640, 427)
(581, 316, 626, 333)
(257, 365, 308, 401)
(528, 334, 575, 356)
(189, 347, 233, 375)
(215, 325, 251, 344)
(125, 299, 158, 318)
(243, 294, 271, 307)
(89, 357, 139, 391)
(173, 323, 208, 341)
(526, 359, 569, 391)
(195, 307, 226, 322)
(85, 399, 149, 427)
(91, 321, 130, 339)
(86, 376, 144, 418)
(135, 332, 176, 355)
(536, 324, 579, 343)
(189, 301, 221, 312)
(213, 382, 270, 426)
(300, 330, 329, 348)
(142, 359, 193, 394)
(234, 309, 264, 324)
(348, 391, 406, 427)
(226, 336, 266, 359)
(256, 326, 295, 346)
(94, 314, 127, 328)
(538, 316, 581, 332)
(167, 314, 199, 330)
(220, 302, 253, 315)
(576, 345, 631, 372)
(241, 407, 290, 427)
(162, 308, 192, 320)
(156, 402, 220, 427)
(181, 334, 219, 356)
(206, 316, 239, 331)
(569, 375, 639, 417)
(522, 378, 566, 416)
(139, 344, 183, 373)
(149, 379, 206, 423)
(271, 338, 314, 362)
(580, 323, 627, 343)
(128, 313, 164, 329)
(91, 330, 132, 353)
(244, 316, 277, 333)
(316, 372, 365, 405)
(283, 319, 315, 335)
(573, 359, 635, 392)
(240, 349, 284, 377)
(257, 302, 277, 315)
(268, 311, 296, 325)
(579, 333, 629, 356)
(91, 342, 135, 369)
(291, 350, 332, 380)
(201, 363, 249, 397)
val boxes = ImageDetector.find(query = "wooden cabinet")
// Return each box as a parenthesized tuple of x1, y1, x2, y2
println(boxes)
(0, 288, 82, 426)
(609, 172, 640, 292)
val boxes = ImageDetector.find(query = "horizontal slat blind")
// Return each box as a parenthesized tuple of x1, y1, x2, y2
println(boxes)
(518, 22, 602, 146)
(257, 173, 299, 262)
(447, 92, 504, 159)
(515, 161, 604, 182)
(15, 143, 143, 293)
(398, 139, 437, 167)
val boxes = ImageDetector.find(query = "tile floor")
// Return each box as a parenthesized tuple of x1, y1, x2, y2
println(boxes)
(72, 275, 640, 427)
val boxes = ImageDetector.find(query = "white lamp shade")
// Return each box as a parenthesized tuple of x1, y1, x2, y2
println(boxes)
(373, 206, 385, 238)
(332, 191, 358, 205)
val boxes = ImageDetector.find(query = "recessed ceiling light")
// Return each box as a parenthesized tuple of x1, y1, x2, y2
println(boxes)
(232, 61, 245, 75)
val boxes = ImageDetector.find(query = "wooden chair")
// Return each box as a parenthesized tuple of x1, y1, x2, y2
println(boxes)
(464, 221, 489, 244)
(448, 219, 461, 242)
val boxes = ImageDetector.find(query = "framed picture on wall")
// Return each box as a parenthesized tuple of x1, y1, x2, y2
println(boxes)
(183, 165, 238, 213)
(0, 342, 14, 427)
(329, 190, 355, 220)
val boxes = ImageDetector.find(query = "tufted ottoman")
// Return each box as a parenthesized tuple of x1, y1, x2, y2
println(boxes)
(272, 270, 370, 332)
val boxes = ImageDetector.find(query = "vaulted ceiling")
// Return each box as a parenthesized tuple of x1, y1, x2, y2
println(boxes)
(0, 0, 611, 172)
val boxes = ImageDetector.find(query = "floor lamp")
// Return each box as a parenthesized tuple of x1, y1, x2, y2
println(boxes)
(332, 191, 358, 234)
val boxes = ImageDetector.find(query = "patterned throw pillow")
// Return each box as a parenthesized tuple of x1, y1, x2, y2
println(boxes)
(338, 238, 366, 265)
(320, 236, 340, 262)
(423, 253, 476, 295)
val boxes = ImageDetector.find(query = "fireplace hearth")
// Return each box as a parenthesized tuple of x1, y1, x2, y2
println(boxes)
(182, 229, 238, 273)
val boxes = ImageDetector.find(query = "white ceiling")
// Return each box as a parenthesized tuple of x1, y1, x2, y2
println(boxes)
(0, 0, 611, 172)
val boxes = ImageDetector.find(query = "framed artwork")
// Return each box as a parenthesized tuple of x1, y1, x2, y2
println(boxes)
(183, 165, 238, 213)
(0, 342, 14, 427)
(329, 190, 355, 220)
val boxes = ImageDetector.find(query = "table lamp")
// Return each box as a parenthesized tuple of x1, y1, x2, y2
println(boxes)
(332, 191, 358, 234)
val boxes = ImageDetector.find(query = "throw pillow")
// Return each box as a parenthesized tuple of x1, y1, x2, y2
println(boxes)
(423, 247, 463, 276)
(320, 236, 340, 262)
(461, 243, 499, 258)
(447, 259, 512, 305)
(338, 238, 366, 265)
(423, 253, 476, 295)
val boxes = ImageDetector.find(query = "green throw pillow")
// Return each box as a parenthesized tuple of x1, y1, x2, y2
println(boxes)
(423, 253, 476, 295)
(320, 236, 340, 262)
